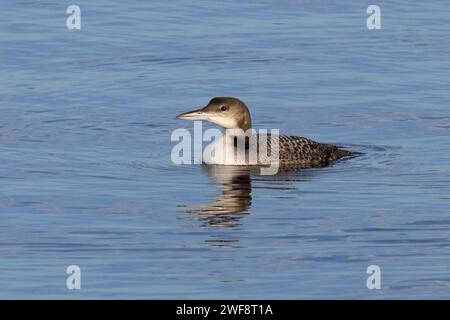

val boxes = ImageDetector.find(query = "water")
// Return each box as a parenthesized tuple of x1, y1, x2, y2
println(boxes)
(1, 0, 449, 299)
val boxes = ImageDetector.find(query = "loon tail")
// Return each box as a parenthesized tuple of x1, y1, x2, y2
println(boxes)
(335, 148, 363, 159)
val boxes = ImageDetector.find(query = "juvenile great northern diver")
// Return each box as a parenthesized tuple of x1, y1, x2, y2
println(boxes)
(177, 97, 359, 168)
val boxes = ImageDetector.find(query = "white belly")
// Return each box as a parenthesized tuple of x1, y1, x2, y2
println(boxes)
(203, 135, 244, 165)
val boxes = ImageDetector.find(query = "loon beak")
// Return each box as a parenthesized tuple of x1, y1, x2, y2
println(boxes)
(176, 107, 209, 121)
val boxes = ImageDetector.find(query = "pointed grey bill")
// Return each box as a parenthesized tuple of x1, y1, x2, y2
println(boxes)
(176, 107, 209, 120)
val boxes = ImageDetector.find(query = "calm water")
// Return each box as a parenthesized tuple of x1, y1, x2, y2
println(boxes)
(1, 0, 450, 299)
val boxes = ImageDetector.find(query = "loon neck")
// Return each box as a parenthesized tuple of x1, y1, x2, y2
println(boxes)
(224, 127, 254, 137)
(222, 128, 255, 150)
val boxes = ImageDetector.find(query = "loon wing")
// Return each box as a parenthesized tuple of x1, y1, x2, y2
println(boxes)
(274, 135, 356, 166)
(233, 134, 359, 167)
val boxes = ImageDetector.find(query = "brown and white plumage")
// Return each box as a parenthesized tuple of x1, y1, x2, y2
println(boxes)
(177, 97, 359, 168)
(276, 135, 355, 166)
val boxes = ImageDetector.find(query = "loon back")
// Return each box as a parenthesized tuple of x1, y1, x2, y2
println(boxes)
(275, 135, 356, 166)
(231, 134, 359, 167)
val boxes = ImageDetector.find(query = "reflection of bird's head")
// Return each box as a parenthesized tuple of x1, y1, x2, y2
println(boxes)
(177, 97, 252, 131)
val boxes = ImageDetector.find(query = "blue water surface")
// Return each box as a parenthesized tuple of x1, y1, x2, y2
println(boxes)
(1, 0, 450, 299)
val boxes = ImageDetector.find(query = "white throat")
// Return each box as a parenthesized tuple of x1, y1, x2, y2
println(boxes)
(207, 115, 239, 129)
(202, 129, 256, 165)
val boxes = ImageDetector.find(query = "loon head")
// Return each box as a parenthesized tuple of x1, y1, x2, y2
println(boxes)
(177, 97, 252, 131)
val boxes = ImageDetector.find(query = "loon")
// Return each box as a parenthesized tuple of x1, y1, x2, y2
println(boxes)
(176, 97, 359, 168)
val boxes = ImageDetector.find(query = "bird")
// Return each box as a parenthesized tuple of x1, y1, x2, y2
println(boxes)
(176, 97, 360, 168)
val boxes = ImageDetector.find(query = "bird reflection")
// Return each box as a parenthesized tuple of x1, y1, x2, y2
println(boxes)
(180, 164, 317, 229)
(182, 165, 253, 228)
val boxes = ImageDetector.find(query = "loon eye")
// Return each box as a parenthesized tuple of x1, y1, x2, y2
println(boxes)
(221, 105, 228, 111)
